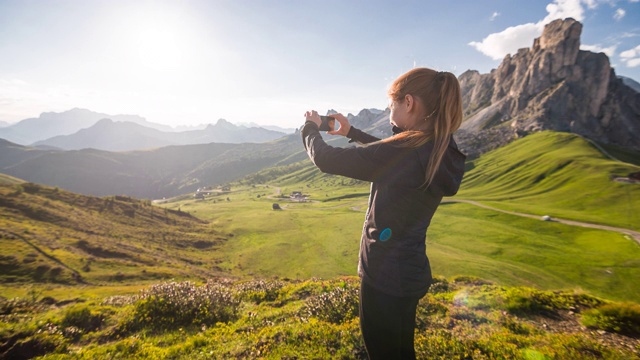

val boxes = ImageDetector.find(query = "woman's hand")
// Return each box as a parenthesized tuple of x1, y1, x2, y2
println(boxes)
(304, 110, 321, 127)
(327, 113, 351, 137)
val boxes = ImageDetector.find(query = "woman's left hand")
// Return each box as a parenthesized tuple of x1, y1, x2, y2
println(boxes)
(304, 110, 321, 127)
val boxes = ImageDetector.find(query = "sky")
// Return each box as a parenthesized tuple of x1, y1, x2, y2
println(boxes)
(1, 0, 639, 129)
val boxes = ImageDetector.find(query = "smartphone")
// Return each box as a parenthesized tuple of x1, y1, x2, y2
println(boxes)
(319, 115, 339, 132)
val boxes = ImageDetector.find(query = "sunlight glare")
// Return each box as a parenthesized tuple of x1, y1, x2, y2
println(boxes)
(133, 18, 184, 71)
(114, 3, 199, 73)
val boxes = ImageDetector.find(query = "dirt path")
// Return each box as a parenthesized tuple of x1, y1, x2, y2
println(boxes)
(443, 199, 640, 245)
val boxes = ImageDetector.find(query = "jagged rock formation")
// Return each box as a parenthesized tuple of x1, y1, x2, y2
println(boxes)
(458, 18, 640, 157)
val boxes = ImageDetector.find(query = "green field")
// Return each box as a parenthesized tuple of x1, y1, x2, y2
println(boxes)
(150, 131, 640, 302)
(2, 131, 638, 304)
(159, 183, 640, 303)
(2, 131, 640, 358)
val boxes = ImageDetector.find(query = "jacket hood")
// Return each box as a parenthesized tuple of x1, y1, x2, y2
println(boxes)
(427, 137, 466, 197)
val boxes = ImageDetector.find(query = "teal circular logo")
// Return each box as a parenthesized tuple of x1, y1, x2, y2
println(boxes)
(379, 228, 392, 241)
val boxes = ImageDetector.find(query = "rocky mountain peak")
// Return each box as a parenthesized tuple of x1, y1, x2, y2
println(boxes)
(457, 18, 640, 157)
(208, 118, 236, 131)
(536, 18, 581, 53)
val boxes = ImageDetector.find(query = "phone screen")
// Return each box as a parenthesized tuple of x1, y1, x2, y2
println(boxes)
(319, 116, 339, 131)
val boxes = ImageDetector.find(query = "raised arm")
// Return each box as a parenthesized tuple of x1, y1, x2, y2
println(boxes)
(346, 126, 381, 145)
(301, 121, 386, 182)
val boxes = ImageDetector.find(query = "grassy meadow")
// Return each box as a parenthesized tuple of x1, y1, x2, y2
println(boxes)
(1, 130, 640, 358)
(153, 131, 640, 302)
(3, 277, 640, 359)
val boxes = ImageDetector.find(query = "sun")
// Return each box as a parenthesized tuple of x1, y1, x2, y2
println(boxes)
(114, 3, 198, 72)
(133, 19, 185, 71)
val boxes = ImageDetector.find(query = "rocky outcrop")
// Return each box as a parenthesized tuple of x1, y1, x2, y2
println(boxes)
(459, 18, 640, 153)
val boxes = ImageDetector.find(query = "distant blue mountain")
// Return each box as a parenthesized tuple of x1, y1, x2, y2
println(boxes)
(0, 108, 154, 145)
(32, 118, 287, 151)
(620, 76, 640, 93)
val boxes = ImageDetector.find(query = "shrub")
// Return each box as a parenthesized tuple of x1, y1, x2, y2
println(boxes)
(0, 297, 33, 315)
(418, 295, 449, 317)
(234, 279, 285, 304)
(581, 302, 640, 337)
(501, 287, 569, 317)
(428, 276, 450, 294)
(61, 305, 103, 332)
(130, 281, 240, 330)
(451, 275, 493, 286)
(303, 283, 359, 324)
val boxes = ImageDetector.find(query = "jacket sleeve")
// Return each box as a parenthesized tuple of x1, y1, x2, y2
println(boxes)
(301, 121, 386, 182)
(346, 126, 381, 144)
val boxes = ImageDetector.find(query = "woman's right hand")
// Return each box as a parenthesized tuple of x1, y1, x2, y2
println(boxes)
(327, 113, 351, 137)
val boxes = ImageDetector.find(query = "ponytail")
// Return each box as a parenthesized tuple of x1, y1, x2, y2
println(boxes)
(383, 69, 462, 188)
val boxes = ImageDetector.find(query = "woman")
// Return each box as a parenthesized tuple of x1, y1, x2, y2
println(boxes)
(301, 67, 466, 359)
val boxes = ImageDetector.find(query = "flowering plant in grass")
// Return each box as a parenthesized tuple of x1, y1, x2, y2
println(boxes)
(131, 280, 240, 330)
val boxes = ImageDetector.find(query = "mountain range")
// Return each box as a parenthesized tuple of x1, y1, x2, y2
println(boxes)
(0, 108, 289, 151)
(0, 134, 306, 199)
(0, 108, 157, 145)
(31, 117, 287, 151)
(0, 18, 638, 198)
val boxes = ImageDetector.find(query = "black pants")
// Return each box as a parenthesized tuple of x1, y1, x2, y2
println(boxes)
(359, 281, 422, 360)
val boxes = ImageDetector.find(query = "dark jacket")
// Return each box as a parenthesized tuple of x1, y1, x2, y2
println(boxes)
(301, 122, 466, 297)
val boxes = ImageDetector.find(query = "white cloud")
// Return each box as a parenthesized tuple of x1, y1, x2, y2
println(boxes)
(469, 0, 592, 60)
(469, 23, 542, 60)
(490, 12, 500, 21)
(620, 44, 640, 67)
(583, 0, 598, 8)
(613, 8, 626, 20)
(543, 0, 587, 23)
(581, 44, 617, 56)
(621, 45, 640, 59)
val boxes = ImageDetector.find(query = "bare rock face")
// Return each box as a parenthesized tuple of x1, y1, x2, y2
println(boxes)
(459, 18, 640, 154)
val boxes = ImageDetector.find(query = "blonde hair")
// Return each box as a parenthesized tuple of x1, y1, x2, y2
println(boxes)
(384, 68, 463, 188)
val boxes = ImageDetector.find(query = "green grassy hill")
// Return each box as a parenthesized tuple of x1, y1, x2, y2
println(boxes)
(2, 131, 638, 303)
(1, 131, 640, 358)
(458, 131, 640, 230)
(0, 182, 227, 290)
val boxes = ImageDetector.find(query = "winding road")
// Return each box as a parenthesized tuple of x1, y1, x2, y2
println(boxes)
(442, 199, 640, 245)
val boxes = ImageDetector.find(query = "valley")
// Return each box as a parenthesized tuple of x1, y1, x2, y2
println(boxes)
(1, 131, 639, 359)
(2, 131, 638, 303)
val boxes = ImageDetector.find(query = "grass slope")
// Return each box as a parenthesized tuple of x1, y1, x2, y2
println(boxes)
(458, 131, 640, 230)
(1, 277, 639, 359)
(0, 173, 24, 185)
(0, 182, 227, 291)
(1, 131, 640, 358)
